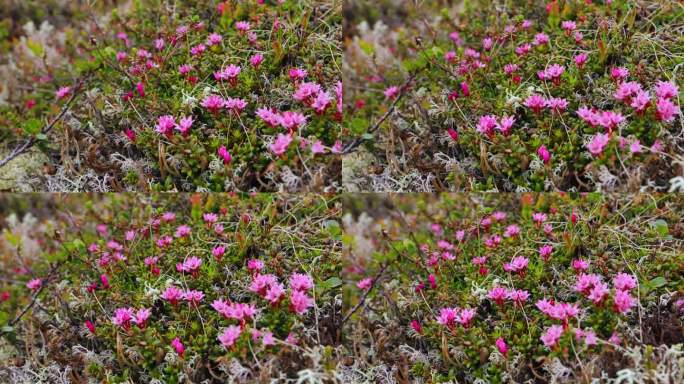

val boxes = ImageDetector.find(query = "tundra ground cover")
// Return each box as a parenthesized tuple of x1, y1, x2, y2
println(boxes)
(343, 0, 684, 192)
(0, 193, 343, 382)
(0, 0, 341, 192)
(341, 193, 684, 382)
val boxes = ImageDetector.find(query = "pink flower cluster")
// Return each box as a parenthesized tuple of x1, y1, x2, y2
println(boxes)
(436, 307, 476, 330)
(248, 270, 314, 315)
(476, 114, 516, 137)
(112, 307, 151, 330)
(524, 94, 568, 114)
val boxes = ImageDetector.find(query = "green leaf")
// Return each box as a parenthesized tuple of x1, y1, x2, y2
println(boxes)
(323, 220, 341, 237)
(649, 276, 667, 288)
(319, 277, 342, 291)
(650, 219, 669, 237)
(350, 117, 367, 135)
(26, 39, 44, 57)
(23, 118, 42, 135)
(358, 40, 375, 56)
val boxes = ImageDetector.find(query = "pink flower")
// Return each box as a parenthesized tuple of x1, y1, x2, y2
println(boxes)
(212, 245, 226, 260)
(162, 286, 183, 305)
(279, 111, 307, 130)
(476, 115, 498, 137)
(201, 94, 225, 114)
(460, 82, 470, 97)
(250, 54, 264, 68)
(587, 133, 610, 156)
(217, 145, 232, 165)
(572, 259, 589, 272)
(654, 81, 678, 100)
(611, 67, 629, 81)
(136, 82, 145, 98)
(384, 86, 400, 99)
(155, 115, 176, 136)
(112, 307, 134, 330)
(574, 53, 588, 69)
(504, 224, 520, 238)
(533, 212, 547, 225)
(561, 20, 577, 32)
(488, 287, 508, 306)
(235, 21, 251, 33)
(541, 325, 564, 348)
(191, 43, 207, 56)
(534, 32, 549, 46)
(207, 33, 222, 46)
(437, 307, 459, 329)
(539, 244, 553, 261)
(265, 283, 285, 304)
(182, 256, 202, 273)
(218, 325, 242, 348)
(171, 337, 185, 356)
(256, 107, 281, 127)
(515, 43, 531, 56)
(504, 63, 518, 75)
(290, 289, 313, 314)
(588, 282, 609, 304)
(312, 91, 332, 113)
(178, 64, 193, 75)
(154, 38, 165, 50)
(598, 111, 625, 131)
(613, 289, 636, 314)
(574, 273, 603, 295)
(294, 82, 322, 103)
(56, 86, 71, 100)
(504, 256, 529, 274)
(507, 289, 530, 305)
(250, 274, 279, 295)
(655, 98, 680, 122)
(289, 273, 314, 291)
(630, 91, 651, 112)
(547, 97, 568, 113)
(411, 319, 423, 334)
(544, 64, 565, 85)
(614, 81, 642, 102)
(175, 116, 193, 136)
(457, 308, 476, 328)
(26, 278, 41, 291)
(100, 274, 110, 289)
(270, 133, 293, 155)
(85, 320, 96, 334)
(289, 68, 308, 81)
(482, 37, 493, 50)
(133, 308, 151, 328)
(357, 277, 372, 290)
(183, 290, 204, 306)
(116, 51, 127, 62)
(495, 337, 508, 356)
(247, 259, 264, 273)
(537, 145, 551, 164)
(202, 213, 217, 224)
(311, 140, 326, 154)
(612, 273, 637, 291)
(524, 94, 547, 114)
(498, 115, 515, 136)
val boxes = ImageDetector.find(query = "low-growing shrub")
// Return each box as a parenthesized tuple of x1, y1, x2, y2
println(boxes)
(0, 193, 343, 382)
(343, 0, 683, 192)
(341, 193, 684, 382)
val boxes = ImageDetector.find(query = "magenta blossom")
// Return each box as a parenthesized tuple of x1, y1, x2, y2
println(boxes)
(537, 145, 551, 164)
(218, 325, 242, 349)
(171, 337, 185, 356)
(270, 133, 293, 155)
(541, 325, 564, 348)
